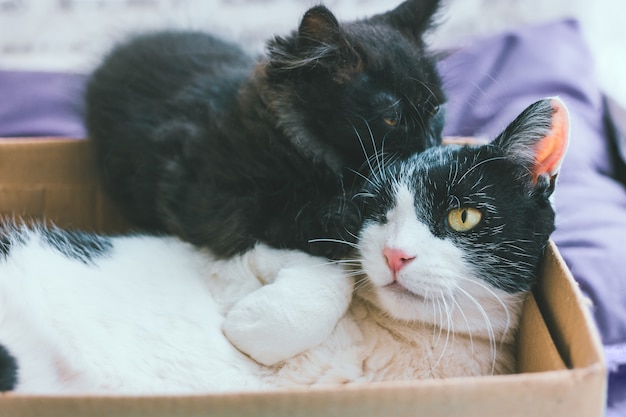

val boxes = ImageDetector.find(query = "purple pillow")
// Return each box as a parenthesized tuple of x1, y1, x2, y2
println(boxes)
(0, 70, 86, 138)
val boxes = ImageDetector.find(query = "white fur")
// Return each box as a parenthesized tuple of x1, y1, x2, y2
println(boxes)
(222, 244, 353, 366)
(0, 228, 362, 393)
(0, 206, 518, 395)
(1, 232, 262, 393)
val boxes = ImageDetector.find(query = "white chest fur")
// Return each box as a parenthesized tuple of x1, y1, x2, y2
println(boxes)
(267, 294, 515, 388)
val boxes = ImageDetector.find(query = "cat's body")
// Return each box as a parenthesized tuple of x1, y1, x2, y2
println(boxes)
(0, 231, 503, 394)
(0, 98, 569, 394)
(85, 0, 445, 260)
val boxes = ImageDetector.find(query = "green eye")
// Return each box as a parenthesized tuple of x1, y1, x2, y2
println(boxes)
(447, 207, 482, 232)
(383, 116, 399, 127)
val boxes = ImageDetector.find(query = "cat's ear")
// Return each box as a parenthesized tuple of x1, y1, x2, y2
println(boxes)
(493, 97, 570, 190)
(371, 0, 441, 41)
(268, 5, 360, 82)
(294, 5, 361, 82)
(296, 5, 341, 48)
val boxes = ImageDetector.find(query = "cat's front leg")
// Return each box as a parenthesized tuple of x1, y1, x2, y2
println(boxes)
(222, 244, 353, 366)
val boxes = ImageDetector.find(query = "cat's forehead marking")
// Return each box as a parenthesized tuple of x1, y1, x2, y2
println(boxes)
(387, 183, 416, 225)
(396, 182, 414, 217)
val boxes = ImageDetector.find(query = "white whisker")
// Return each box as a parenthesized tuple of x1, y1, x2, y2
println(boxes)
(455, 286, 497, 375)
(430, 289, 452, 375)
(456, 276, 513, 346)
(349, 122, 376, 177)
(451, 295, 475, 360)
(457, 157, 507, 185)
(308, 238, 359, 249)
(347, 168, 377, 189)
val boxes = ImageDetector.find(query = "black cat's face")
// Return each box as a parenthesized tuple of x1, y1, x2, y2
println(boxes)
(337, 24, 445, 156)
(265, 0, 444, 167)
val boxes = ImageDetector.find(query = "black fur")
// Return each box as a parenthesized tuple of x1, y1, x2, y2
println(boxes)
(0, 233, 18, 261)
(0, 222, 25, 262)
(0, 221, 112, 265)
(41, 228, 113, 265)
(85, 0, 444, 259)
(360, 99, 559, 294)
(0, 344, 18, 391)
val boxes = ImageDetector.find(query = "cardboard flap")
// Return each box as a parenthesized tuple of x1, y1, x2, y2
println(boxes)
(517, 294, 566, 373)
(535, 242, 605, 369)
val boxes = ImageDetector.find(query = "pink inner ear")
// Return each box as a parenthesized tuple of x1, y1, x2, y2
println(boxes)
(533, 99, 569, 183)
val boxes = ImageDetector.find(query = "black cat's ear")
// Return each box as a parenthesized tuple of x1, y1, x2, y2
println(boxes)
(267, 5, 360, 83)
(371, 0, 441, 41)
(297, 6, 341, 48)
(493, 97, 570, 189)
(298, 6, 361, 82)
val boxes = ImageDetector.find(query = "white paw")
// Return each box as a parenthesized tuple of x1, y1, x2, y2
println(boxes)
(223, 286, 301, 366)
(223, 266, 353, 366)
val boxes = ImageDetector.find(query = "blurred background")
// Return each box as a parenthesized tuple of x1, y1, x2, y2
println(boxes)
(0, 0, 625, 106)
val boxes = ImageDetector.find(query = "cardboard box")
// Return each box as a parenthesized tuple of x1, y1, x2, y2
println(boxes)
(0, 138, 607, 417)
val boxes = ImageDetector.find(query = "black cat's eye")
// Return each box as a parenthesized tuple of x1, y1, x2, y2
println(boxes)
(429, 104, 441, 117)
(447, 207, 482, 232)
(383, 115, 399, 127)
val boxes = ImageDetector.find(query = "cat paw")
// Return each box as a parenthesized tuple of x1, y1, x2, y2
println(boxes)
(223, 263, 353, 366)
(223, 284, 321, 366)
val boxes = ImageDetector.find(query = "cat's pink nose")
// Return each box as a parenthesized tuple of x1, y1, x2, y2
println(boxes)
(383, 247, 415, 273)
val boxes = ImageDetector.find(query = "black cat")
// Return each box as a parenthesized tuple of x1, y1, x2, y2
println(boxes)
(85, 0, 445, 259)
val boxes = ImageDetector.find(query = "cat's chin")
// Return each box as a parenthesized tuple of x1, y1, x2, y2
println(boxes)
(356, 281, 523, 342)
(383, 282, 428, 303)
(357, 282, 434, 323)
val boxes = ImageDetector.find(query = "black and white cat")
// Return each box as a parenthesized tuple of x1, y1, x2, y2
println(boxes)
(0, 98, 568, 394)
(85, 0, 445, 260)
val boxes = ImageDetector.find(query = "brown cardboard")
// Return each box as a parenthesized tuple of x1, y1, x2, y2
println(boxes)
(0, 137, 129, 232)
(0, 138, 607, 416)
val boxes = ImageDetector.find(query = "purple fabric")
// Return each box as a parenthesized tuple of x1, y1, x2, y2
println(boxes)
(0, 71, 86, 138)
(438, 19, 626, 416)
(0, 19, 624, 413)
